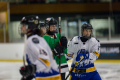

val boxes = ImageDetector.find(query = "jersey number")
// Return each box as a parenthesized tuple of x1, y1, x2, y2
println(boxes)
(39, 49, 47, 56)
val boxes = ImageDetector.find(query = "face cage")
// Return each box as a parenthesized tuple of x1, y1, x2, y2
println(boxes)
(18, 24, 28, 37)
(81, 28, 93, 37)
(49, 24, 58, 32)
(45, 24, 49, 29)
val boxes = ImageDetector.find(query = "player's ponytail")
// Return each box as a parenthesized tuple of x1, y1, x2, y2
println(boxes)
(33, 28, 44, 37)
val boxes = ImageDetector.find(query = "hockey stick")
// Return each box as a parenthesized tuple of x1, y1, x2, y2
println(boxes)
(23, 34, 27, 68)
(22, 34, 27, 79)
(65, 56, 84, 80)
(58, 17, 61, 74)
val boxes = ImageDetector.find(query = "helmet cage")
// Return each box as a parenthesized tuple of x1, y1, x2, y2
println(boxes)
(81, 23, 93, 38)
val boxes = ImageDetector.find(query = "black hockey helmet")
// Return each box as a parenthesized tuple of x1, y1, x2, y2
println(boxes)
(81, 23, 93, 30)
(81, 23, 93, 39)
(45, 17, 57, 28)
(45, 17, 58, 35)
(49, 18, 57, 25)
(20, 15, 40, 30)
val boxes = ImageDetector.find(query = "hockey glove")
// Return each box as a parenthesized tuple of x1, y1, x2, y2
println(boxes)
(21, 75, 33, 80)
(20, 64, 36, 77)
(60, 36, 68, 48)
(52, 44, 64, 57)
(76, 50, 89, 61)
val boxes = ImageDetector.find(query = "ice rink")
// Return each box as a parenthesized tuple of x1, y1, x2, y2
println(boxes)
(0, 62, 120, 80)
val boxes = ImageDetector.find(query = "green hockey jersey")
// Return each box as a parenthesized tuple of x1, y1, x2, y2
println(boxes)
(43, 33, 69, 73)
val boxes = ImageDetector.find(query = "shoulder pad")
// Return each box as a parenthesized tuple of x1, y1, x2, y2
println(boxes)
(70, 36, 79, 41)
(32, 38, 39, 44)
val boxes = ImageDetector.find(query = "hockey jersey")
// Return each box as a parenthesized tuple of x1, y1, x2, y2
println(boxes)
(26, 34, 61, 80)
(43, 33, 69, 73)
(65, 36, 100, 79)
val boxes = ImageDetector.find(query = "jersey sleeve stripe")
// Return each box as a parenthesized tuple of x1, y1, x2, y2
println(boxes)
(66, 54, 73, 57)
(38, 58, 50, 67)
(93, 52, 99, 59)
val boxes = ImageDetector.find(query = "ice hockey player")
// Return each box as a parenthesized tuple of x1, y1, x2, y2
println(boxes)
(19, 15, 61, 80)
(40, 22, 46, 34)
(43, 17, 69, 80)
(66, 23, 101, 80)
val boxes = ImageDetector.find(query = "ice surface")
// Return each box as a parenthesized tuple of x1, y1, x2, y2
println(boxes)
(0, 62, 120, 80)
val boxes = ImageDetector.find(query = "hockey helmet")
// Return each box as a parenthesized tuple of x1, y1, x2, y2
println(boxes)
(20, 15, 40, 30)
(45, 17, 57, 28)
(81, 23, 93, 38)
(45, 17, 58, 35)
(81, 23, 93, 30)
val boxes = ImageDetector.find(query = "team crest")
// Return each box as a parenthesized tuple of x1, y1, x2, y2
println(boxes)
(34, 20, 38, 24)
(32, 38, 39, 43)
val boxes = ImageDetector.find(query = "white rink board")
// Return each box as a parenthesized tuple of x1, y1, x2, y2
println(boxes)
(0, 43, 24, 60)
(0, 62, 120, 80)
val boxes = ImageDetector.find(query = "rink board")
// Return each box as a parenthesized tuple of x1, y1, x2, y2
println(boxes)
(99, 41, 120, 59)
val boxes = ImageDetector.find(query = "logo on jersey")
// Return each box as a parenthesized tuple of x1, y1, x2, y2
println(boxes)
(39, 49, 47, 56)
(32, 38, 39, 43)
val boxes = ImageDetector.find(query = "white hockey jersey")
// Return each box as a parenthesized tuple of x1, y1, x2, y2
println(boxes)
(65, 36, 100, 74)
(26, 34, 61, 80)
